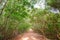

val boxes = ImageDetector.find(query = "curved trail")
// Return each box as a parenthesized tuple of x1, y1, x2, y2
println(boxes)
(14, 29, 50, 40)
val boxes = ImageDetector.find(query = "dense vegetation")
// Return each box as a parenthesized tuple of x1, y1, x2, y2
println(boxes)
(0, 0, 31, 40)
(0, 0, 60, 40)
(32, 9, 60, 40)
(46, 0, 60, 10)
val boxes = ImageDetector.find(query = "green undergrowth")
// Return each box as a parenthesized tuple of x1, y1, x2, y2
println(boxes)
(32, 10, 60, 40)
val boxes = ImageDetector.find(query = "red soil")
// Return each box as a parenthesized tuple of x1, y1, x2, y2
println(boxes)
(13, 29, 50, 40)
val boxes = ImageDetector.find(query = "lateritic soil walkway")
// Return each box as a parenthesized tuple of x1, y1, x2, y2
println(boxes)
(13, 29, 50, 40)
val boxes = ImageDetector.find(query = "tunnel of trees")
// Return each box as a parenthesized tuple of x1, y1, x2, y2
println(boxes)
(0, 0, 60, 40)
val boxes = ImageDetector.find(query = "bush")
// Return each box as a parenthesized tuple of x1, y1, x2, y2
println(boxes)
(0, 0, 30, 40)
(32, 10, 60, 40)
(0, 16, 30, 40)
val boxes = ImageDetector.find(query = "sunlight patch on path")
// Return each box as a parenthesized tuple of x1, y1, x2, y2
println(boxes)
(21, 37, 29, 40)
(31, 36, 38, 40)
(21, 36, 38, 40)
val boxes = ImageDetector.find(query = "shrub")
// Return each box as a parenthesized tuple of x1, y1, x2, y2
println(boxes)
(0, 0, 30, 40)
(32, 10, 60, 40)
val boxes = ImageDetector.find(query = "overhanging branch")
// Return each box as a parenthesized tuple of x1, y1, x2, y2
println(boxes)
(0, 0, 8, 15)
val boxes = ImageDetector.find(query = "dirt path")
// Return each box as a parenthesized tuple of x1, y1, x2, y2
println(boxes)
(13, 29, 50, 40)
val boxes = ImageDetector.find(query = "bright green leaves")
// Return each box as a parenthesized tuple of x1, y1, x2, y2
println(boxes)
(0, 0, 31, 39)
(4, 0, 29, 21)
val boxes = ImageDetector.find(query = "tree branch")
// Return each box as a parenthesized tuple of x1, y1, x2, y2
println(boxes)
(0, 0, 8, 15)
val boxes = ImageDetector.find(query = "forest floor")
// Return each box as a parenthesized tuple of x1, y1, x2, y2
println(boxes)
(13, 29, 50, 40)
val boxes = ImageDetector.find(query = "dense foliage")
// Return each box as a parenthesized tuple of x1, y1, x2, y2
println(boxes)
(46, 0, 60, 10)
(32, 9, 60, 40)
(0, 0, 31, 40)
(0, 0, 60, 40)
